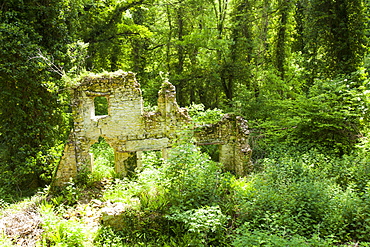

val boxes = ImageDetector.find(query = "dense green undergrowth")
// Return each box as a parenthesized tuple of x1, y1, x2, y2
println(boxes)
(1, 102, 370, 246)
(1, 134, 370, 246)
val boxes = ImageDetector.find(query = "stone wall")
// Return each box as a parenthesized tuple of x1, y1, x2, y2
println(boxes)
(195, 114, 252, 175)
(54, 71, 251, 186)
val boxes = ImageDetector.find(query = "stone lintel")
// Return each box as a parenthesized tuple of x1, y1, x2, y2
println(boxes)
(125, 138, 170, 151)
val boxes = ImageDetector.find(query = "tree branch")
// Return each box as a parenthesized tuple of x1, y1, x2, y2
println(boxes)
(85, 0, 145, 44)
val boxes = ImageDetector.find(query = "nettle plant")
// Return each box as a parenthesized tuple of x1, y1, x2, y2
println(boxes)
(232, 150, 370, 243)
(162, 137, 231, 211)
(167, 206, 229, 246)
(160, 135, 232, 245)
(286, 75, 369, 154)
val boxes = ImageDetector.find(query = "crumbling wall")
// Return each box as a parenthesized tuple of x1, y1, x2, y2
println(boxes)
(195, 114, 252, 175)
(54, 71, 251, 186)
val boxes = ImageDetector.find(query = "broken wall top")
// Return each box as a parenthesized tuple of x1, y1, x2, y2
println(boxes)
(75, 71, 140, 92)
(69, 71, 190, 152)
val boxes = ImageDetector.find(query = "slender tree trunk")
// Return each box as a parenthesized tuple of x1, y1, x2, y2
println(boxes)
(276, 2, 288, 80)
(175, 3, 185, 105)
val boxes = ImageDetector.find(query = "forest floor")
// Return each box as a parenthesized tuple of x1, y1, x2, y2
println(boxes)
(0, 182, 108, 246)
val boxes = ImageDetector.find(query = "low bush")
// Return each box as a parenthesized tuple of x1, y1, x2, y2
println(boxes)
(162, 139, 231, 212)
(232, 226, 334, 247)
(167, 205, 230, 246)
(232, 148, 370, 243)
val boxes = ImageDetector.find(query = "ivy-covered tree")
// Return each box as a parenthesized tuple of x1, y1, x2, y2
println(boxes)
(0, 0, 76, 190)
(77, 0, 152, 71)
(302, 0, 367, 81)
(274, 0, 295, 81)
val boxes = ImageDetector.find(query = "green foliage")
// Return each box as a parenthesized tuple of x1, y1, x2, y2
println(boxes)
(171, 206, 228, 234)
(286, 76, 368, 154)
(96, 139, 233, 245)
(157, 138, 233, 245)
(233, 148, 370, 242)
(1, 0, 368, 195)
(0, 1, 369, 245)
(94, 97, 109, 116)
(58, 180, 81, 206)
(4, 134, 370, 245)
(97, 166, 170, 243)
(0, 0, 74, 192)
(163, 139, 231, 211)
(65, 40, 90, 79)
(232, 227, 334, 247)
(95, 226, 183, 247)
(50, 177, 95, 207)
(40, 202, 95, 247)
(77, 0, 152, 71)
(100, 153, 167, 211)
(136, 166, 168, 211)
(94, 227, 126, 247)
(101, 179, 136, 205)
(167, 206, 229, 246)
(101, 160, 166, 212)
(304, 0, 367, 78)
(187, 104, 224, 160)
(187, 103, 224, 126)
(248, 74, 369, 157)
(90, 137, 115, 181)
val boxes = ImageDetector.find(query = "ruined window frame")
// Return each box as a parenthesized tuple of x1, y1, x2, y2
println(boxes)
(93, 96, 109, 117)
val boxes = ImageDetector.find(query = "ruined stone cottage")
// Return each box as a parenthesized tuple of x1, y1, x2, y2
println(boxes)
(54, 71, 251, 186)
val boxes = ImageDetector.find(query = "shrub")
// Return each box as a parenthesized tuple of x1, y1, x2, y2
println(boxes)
(159, 138, 233, 245)
(232, 226, 334, 247)
(167, 205, 229, 246)
(286, 76, 367, 155)
(233, 151, 370, 242)
(162, 139, 231, 211)
(248, 75, 369, 158)
(94, 227, 126, 247)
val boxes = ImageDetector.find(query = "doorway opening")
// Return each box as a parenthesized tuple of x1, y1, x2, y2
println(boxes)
(142, 150, 164, 168)
(90, 136, 115, 180)
(199, 144, 220, 162)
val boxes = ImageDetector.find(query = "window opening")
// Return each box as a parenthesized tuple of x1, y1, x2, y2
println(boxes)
(94, 96, 108, 116)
